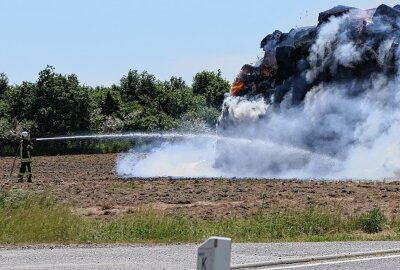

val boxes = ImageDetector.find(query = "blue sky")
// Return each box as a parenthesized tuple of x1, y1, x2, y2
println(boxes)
(1, 0, 399, 87)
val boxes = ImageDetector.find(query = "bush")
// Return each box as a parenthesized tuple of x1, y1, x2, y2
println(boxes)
(358, 208, 386, 233)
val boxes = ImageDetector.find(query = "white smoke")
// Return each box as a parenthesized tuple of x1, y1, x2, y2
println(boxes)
(116, 139, 229, 178)
(334, 42, 362, 66)
(117, 7, 400, 180)
(225, 96, 269, 121)
(220, 8, 400, 180)
(377, 39, 394, 65)
(306, 14, 346, 82)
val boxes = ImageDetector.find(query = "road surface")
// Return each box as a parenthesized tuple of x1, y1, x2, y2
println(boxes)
(1, 241, 400, 269)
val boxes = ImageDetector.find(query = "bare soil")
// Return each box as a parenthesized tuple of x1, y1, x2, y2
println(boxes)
(1, 153, 400, 220)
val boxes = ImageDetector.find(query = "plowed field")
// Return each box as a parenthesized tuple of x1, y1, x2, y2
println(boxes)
(1, 154, 400, 220)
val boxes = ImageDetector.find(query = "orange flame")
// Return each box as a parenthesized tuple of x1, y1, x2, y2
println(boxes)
(230, 65, 251, 96)
(230, 81, 245, 96)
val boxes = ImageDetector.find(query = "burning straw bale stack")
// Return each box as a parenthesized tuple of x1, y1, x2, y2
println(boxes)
(230, 4, 400, 105)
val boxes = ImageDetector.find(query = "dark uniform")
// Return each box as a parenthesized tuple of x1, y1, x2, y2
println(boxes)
(18, 139, 33, 182)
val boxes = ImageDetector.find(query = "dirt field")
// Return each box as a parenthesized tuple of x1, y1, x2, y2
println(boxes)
(1, 153, 400, 220)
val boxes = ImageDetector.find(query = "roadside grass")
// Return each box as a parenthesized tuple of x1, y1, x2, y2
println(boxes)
(0, 190, 399, 245)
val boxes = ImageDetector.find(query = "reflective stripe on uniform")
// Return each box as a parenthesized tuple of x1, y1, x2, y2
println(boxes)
(19, 162, 32, 176)
(20, 140, 32, 161)
(18, 171, 32, 176)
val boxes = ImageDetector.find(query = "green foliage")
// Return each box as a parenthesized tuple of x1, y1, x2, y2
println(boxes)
(101, 90, 121, 116)
(120, 70, 158, 103)
(0, 118, 36, 154)
(357, 208, 386, 233)
(32, 66, 92, 135)
(119, 69, 140, 102)
(98, 210, 202, 242)
(220, 207, 358, 241)
(0, 99, 8, 116)
(165, 76, 187, 91)
(4, 66, 92, 136)
(31, 140, 132, 155)
(0, 67, 230, 155)
(188, 95, 221, 125)
(0, 192, 397, 245)
(159, 86, 194, 118)
(0, 190, 56, 209)
(5, 82, 36, 121)
(0, 72, 9, 97)
(0, 190, 91, 244)
(192, 69, 230, 108)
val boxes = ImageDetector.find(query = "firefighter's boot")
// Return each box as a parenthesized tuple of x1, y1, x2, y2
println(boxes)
(17, 176, 23, 183)
(27, 175, 32, 183)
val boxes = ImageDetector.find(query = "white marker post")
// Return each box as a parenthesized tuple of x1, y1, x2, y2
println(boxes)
(197, 236, 231, 270)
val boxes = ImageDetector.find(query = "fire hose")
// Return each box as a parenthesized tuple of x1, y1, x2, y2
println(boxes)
(7, 144, 20, 182)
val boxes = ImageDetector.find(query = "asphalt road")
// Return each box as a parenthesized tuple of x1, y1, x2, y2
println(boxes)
(260, 254, 400, 270)
(1, 241, 400, 270)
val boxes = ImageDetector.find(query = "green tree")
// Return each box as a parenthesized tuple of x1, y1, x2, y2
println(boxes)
(160, 86, 194, 119)
(186, 95, 221, 125)
(119, 70, 169, 131)
(1, 65, 230, 143)
(119, 69, 140, 102)
(5, 82, 36, 121)
(101, 90, 121, 116)
(164, 76, 187, 91)
(119, 70, 158, 103)
(30, 66, 92, 135)
(192, 69, 230, 108)
(0, 73, 11, 121)
(0, 73, 9, 97)
(137, 71, 158, 103)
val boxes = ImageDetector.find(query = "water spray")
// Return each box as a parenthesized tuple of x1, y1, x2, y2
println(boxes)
(35, 132, 331, 161)
(35, 132, 219, 141)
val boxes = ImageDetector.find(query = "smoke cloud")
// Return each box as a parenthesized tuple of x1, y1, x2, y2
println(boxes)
(116, 139, 229, 178)
(117, 5, 400, 180)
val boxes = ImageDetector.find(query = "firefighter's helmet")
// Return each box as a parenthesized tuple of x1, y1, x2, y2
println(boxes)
(21, 131, 29, 138)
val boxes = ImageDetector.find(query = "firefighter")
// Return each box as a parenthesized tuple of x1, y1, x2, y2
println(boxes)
(18, 131, 33, 183)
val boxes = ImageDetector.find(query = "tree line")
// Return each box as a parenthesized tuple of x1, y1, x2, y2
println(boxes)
(0, 66, 230, 153)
